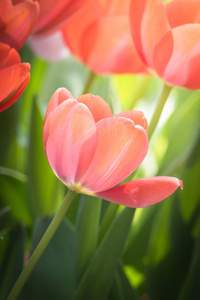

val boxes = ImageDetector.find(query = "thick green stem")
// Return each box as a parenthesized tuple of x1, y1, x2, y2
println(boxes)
(81, 71, 96, 94)
(148, 84, 172, 141)
(7, 190, 76, 300)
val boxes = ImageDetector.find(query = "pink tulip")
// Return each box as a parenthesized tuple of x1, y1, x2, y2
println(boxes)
(61, 0, 147, 74)
(43, 88, 183, 208)
(0, 43, 30, 112)
(0, 0, 39, 49)
(130, 0, 200, 89)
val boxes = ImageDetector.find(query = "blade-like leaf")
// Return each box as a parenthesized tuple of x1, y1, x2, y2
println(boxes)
(76, 195, 101, 280)
(22, 217, 76, 300)
(74, 207, 135, 300)
(0, 223, 26, 300)
(109, 263, 139, 300)
(0, 171, 31, 225)
(26, 99, 63, 220)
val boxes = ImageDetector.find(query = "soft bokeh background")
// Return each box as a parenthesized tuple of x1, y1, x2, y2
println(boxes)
(1, 42, 200, 300)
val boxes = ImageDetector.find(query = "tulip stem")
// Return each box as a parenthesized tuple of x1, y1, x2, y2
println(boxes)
(148, 84, 172, 140)
(7, 190, 76, 300)
(82, 70, 96, 94)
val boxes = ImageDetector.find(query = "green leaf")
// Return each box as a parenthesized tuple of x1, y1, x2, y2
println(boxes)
(26, 99, 63, 220)
(22, 217, 76, 300)
(0, 207, 11, 230)
(76, 195, 101, 280)
(177, 130, 200, 222)
(0, 101, 20, 165)
(177, 225, 200, 300)
(98, 202, 119, 244)
(146, 197, 196, 300)
(123, 205, 158, 273)
(74, 207, 135, 300)
(109, 264, 139, 300)
(0, 170, 31, 225)
(156, 89, 200, 175)
(0, 223, 26, 300)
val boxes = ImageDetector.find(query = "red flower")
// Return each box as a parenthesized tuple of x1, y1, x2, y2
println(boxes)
(0, 0, 39, 49)
(0, 43, 30, 112)
(130, 0, 200, 89)
(0, 0, 91, 50)
(61, 0, 146, 74)
(43, 88, 183, 208)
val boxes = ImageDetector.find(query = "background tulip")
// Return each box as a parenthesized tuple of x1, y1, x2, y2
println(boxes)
(0, 43, 30, 112)
(130, 0, 200, 89)
(0, 0, 39, 49)
(61, 0, 147, 73)
(43, 88, 182, 208)
(32, 0, 93, 36)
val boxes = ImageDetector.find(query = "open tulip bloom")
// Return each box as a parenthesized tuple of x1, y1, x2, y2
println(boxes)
(0, 43, 30, 112)
(130, 0, 200, 89)
(43, 88, 183, 208)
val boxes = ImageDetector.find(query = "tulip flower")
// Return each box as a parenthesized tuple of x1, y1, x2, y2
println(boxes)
(32, 0, 93, 36)
(43, 88, 183, 208)
(130, 0, 200, 89)
(0, 0, 39, 50)
(61, 0, 147, 74)
(0, 0, 92, 51)
(0, 43, 30, 112)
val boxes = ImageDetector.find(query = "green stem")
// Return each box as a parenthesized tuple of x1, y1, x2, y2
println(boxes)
(7, 190, 76, 300)
(148, 84, 172, 141)
(81, 70, 96, 94)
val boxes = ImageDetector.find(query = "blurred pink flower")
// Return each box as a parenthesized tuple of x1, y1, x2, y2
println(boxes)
(0, 43, 30, 112)
(61, 0, 147, 74)
(32, 0, 93, 36)
(43, 88, 183, 208)
(130, 0, 200, 89)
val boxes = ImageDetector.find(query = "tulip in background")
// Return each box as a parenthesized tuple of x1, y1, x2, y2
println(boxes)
(43, 88, 183, 207)
(0, 0, 92, 54)
(0, 43, 30, 112)
(130, 0, 200, 89)
(0, 0, 39, 50)
(61, 0, 147, 73)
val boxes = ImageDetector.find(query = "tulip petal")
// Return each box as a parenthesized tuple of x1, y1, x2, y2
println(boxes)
(155, 24, 200, 89)
(80, 117, 148, 192)
(0, 42, 20, 69)
(0, 0, 12, 12)
(43, 99, 97, 185)
(116, 110, 148, 131)
(165, 0, 200, 28)
(130, 0, 170, 68)
(28, 31, 69, 62)
(0, 63, 30, 104)
(0, 1, 39, 49)
(76, 94, 113, 122)
(62, 1, 99, 59)
(44, 88, 73, 122)
(0, 69, 30, 112)
(33, 0, 93, 35)
(96, 177, 183, 208)
(80, 17, 147, 74)
(62, 0, 147, 74)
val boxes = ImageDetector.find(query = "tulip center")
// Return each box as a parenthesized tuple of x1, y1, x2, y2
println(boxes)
(67, 182, 94, 196)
